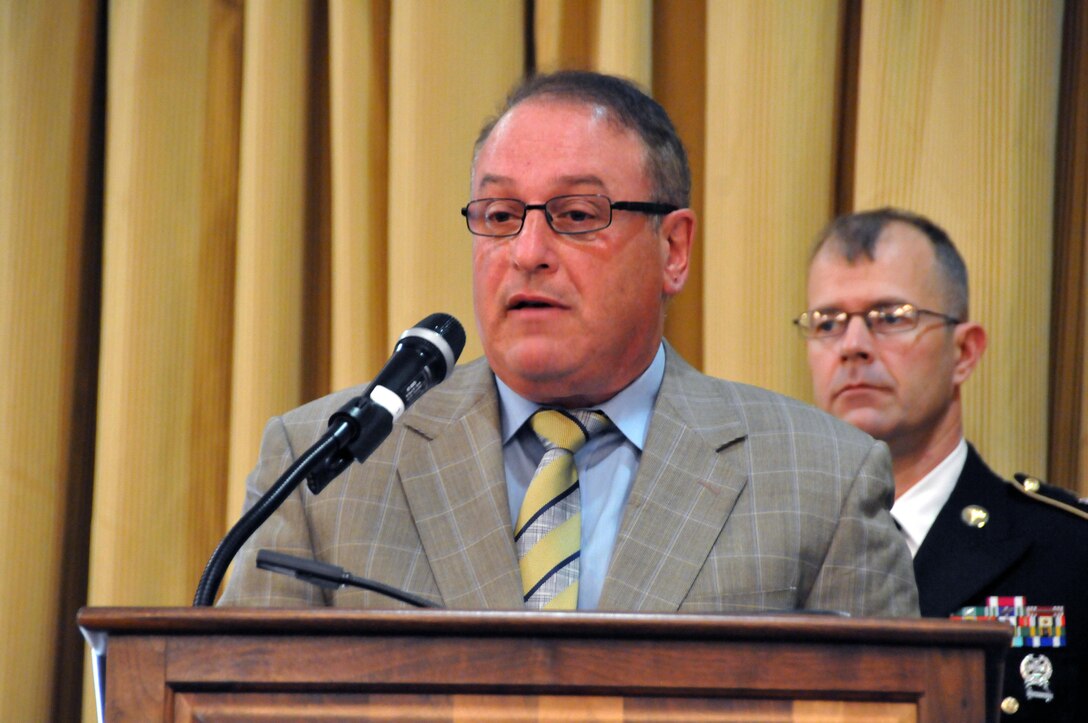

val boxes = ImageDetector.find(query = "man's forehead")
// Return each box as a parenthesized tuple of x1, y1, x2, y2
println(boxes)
(491, 97, 615, 132)
(479, 100, 641, 158)
(819, 222, 937, 270)
(472, 99, 649, 194)
(809, 227, 941, 303)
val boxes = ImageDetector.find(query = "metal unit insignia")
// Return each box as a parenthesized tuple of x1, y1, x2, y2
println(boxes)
(1020, 653, 1055, 703)
(961, 504, 989, 528)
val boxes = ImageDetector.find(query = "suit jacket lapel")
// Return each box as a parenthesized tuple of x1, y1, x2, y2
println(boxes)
(396, 359, 525, 609)
(600, 349, 748, 611)
(913, 446, 1031, 616)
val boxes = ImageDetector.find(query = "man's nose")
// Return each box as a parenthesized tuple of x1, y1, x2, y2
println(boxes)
(510, 209, 555, 270)
(838, 315, 874, 360)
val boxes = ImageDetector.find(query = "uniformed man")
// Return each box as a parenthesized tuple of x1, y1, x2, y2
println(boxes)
(798, 207, 1088, 722)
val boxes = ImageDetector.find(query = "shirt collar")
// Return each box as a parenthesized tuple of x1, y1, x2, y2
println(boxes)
(495, 343, 665, 450)
(891, 438, 968, 557)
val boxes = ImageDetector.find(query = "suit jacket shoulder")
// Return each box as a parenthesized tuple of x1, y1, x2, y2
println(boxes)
(220, 357, 515, 608)
(598, 348, 916, 617)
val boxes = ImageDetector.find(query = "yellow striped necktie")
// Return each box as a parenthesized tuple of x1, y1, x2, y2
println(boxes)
(515, 408, 611, 610)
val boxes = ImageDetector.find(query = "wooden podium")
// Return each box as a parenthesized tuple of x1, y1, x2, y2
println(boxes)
(78, 607, 1010, 722)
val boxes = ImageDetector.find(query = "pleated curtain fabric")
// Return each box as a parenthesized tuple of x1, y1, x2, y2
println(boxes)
(515, 409, 612, 610)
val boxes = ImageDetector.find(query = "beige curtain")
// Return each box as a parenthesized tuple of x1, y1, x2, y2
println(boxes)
(0, 1, 1083, 720)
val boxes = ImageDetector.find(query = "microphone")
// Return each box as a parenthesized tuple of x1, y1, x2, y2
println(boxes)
(256, 549, 442, 608)
(307, 313, 466, 493)
(193, 312, 465, 606)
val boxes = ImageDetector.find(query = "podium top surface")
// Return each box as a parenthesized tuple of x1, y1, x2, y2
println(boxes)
(78, 606, 1011, 650)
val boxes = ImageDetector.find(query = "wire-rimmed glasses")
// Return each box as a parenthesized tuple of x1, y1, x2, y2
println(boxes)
(793, 303, 960, 339)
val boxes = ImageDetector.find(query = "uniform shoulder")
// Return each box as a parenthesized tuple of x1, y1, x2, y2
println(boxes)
(1007, 472, 1088, 523)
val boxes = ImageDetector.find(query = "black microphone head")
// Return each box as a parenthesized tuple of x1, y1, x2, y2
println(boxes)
(409, 313, 466, 381)
(417, 313, 466, 359)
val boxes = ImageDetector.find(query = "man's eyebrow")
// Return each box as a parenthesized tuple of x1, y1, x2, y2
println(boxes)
(812, 297, 912, 311)
(475, 174, 609, 192)
(476, 173, 513, 189)
(867, 297, 913, 308)
(554, 175, 607, 188)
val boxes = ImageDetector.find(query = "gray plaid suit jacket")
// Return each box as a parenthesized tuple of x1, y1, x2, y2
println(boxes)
(220, 347, 918, 617)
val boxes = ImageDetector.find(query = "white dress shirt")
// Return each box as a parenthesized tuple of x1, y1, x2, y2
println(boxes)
(891, 438, 968, 557)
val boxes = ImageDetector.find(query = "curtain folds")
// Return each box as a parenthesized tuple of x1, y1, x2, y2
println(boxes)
(0, 1, 1082, 719)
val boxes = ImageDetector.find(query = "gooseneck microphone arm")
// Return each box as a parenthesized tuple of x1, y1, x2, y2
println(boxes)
(192, 430, 345, 607)
(193, 313, 465, 607)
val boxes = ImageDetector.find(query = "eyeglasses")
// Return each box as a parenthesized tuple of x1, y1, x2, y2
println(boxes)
(793, 303, 960, 339)
(461, 194, 679, 237)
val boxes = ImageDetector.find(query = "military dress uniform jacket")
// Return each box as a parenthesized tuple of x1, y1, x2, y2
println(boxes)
(914, 445, 1088, 722)
(220, 347, 918, 617)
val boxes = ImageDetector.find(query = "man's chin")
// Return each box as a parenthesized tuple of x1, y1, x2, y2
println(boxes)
(837, 408, 896, 441)
(489, 343, 578, 386)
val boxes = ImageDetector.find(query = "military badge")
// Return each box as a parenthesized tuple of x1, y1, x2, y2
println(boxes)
(1020, 653, 1055, 703)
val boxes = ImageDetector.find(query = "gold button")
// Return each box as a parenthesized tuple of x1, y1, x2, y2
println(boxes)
(1001, 696, 1020, 714)
(1024, 477, 1041, 493)
(961, 505, 989, 528)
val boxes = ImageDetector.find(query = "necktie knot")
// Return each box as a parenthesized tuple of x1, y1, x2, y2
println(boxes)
(530, 408, 611, 454)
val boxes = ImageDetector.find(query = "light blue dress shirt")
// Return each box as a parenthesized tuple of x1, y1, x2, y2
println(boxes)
(495, 344, 665, 610)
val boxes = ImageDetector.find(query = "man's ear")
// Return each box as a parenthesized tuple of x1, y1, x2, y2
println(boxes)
(661, 209, 695, 296)
(952, 321, 987, 385)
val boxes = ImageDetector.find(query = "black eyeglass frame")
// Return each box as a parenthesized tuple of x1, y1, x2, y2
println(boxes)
(792, 303, 961, 339)
(460, 194, 680, 238)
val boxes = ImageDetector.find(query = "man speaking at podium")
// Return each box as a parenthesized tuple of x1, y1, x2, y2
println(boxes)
(220, 71, 917, 616)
